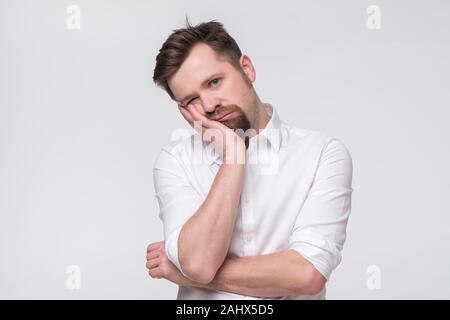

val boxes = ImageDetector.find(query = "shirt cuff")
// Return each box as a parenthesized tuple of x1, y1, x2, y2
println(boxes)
(289, 232, 342, 282)
(165, 225, 188, 277)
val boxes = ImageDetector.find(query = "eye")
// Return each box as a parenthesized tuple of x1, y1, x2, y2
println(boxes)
(183, 97, 198, 107)
(190, 97, 199, 104)
(209, 78, 221, 88)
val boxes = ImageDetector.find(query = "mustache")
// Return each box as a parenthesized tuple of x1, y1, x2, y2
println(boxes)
(207, 105, 242, 120)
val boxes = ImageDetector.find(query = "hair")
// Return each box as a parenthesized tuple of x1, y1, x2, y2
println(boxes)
(153, 19, 243, 100)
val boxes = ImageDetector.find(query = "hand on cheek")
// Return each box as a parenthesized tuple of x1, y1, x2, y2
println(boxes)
(178, 104, 245, 161)
(188, 104, 228, 132)
(178, 104, 206, 131)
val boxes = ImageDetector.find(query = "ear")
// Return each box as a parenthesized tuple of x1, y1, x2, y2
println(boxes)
(239, 54, 256, 83)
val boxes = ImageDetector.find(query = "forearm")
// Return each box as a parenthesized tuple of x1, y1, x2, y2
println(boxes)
(183, 250, 324, 298)
(178, 162, 246, 282)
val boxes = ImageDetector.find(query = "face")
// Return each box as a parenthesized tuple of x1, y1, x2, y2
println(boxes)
(168, 43, 258, 131)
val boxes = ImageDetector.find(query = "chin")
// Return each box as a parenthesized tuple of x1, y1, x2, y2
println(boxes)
(222, 113, 251, 132)
(223, 121, 241, 130)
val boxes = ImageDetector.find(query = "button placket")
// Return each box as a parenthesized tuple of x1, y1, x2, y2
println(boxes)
(241, 167, 256, 256)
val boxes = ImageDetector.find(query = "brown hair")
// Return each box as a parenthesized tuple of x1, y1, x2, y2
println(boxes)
(153, 19, 243, 100)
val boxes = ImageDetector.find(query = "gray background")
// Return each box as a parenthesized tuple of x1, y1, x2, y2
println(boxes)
(1, 0, 449, 299)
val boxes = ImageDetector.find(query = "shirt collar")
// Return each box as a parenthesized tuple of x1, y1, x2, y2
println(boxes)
(206, 103, 282, 167)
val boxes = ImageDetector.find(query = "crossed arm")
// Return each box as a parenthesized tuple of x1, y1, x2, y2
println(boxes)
(150, 114, 351, 297)
(149, 158, 326, 297)
(146, 241, 326, 298)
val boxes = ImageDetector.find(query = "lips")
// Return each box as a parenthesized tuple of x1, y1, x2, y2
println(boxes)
(212, 111, 232, 121)
(212, 111, 234, 121)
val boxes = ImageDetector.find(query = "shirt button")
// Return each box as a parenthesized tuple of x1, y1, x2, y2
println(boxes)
(244, 235, 252, 242)
(242, 195, 249, 204)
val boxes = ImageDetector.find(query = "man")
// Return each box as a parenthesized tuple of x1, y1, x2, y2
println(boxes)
(146, 20, 353, 299)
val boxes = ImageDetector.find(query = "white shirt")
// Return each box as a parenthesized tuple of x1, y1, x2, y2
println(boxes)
(153, 103, 353, 300)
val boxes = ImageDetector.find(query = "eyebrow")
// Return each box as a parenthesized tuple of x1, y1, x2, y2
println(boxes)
(176, 72, 225, 105)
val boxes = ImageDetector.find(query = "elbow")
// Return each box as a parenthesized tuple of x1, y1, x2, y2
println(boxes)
(182, 261, 217, 285)
(298, 265, 326, 295)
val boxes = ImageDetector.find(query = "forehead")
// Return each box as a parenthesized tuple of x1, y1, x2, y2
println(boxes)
(168, 43, 234, 100)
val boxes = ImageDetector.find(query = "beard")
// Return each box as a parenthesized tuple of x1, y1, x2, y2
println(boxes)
(208, 104, 252, 149)
(212, 104, 251, 132)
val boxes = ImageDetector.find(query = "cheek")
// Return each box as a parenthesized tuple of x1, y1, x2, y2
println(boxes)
(220, 81, 244, 103)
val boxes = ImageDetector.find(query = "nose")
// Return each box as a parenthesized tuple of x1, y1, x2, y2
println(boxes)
(201, 94, 221, 114)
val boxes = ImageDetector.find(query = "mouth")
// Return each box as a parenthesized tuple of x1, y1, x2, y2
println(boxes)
(214, 111, 237, 122)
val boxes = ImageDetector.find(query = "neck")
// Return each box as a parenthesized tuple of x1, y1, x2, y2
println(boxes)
(244, 98, 271, 149)
(253, 99, 271, 132)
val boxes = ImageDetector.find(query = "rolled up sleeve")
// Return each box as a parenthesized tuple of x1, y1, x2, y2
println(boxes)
(289, 138, 354, 281)
(153, 148, 203, 276)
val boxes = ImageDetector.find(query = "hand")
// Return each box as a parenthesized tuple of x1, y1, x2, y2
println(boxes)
(146, 241, 191, 286)
(178, 103, 246, 164)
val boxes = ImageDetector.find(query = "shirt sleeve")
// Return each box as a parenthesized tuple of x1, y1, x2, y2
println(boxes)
(153, 147, 203, 276)
(289, 138, 354, 281)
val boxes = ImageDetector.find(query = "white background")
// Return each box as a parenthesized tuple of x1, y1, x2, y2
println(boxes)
(1, 0, 449, 299)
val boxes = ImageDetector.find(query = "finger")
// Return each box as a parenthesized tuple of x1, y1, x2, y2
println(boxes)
(178, 104, 209, 134)
(189, 104, 228, 131)
(186, 108, 211, 135)
(149, 268, 162, 279)
(188, 105, 211, 127)
(146, 258, 159, 270)
(147, 241, 164, 252)
(146, 251, 159, 261)
(188, 106, 224, 135)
